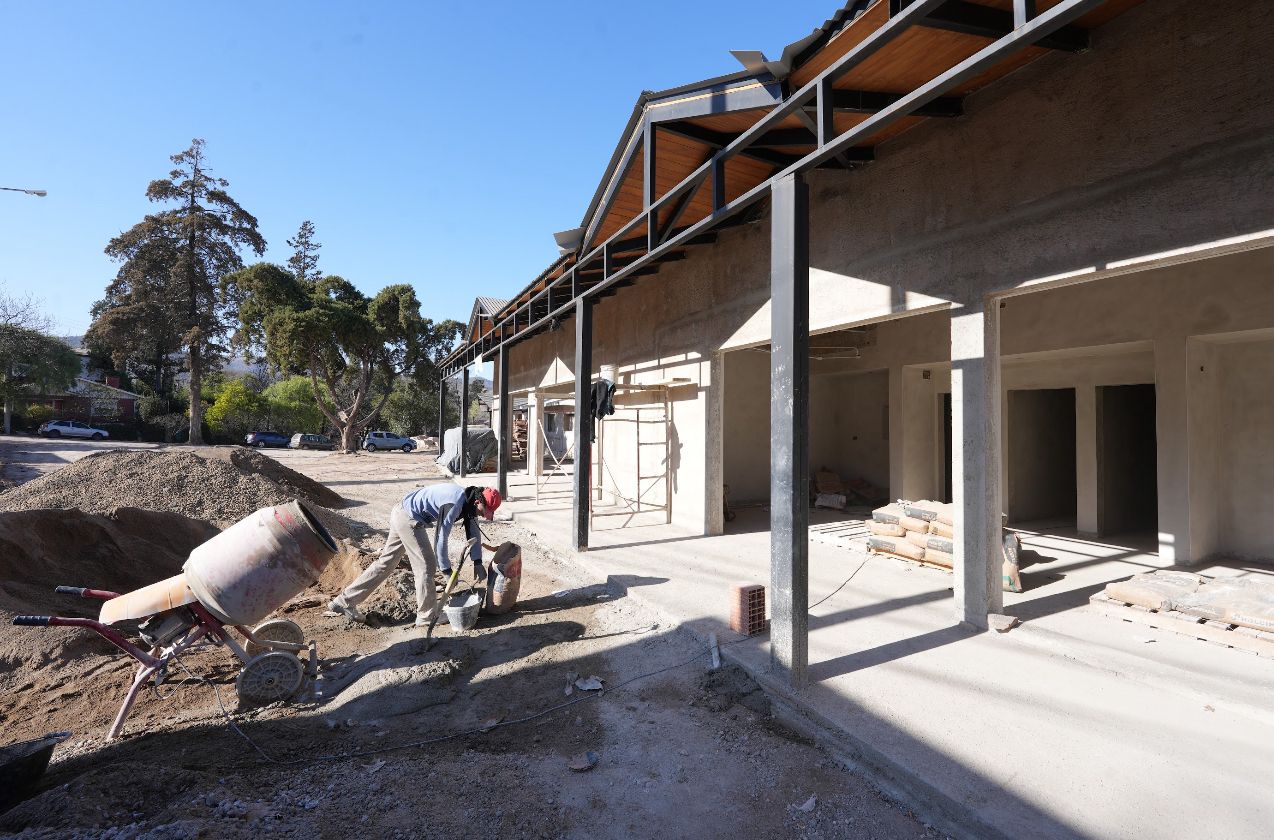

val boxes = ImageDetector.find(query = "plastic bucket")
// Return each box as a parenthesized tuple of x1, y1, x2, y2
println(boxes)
(443, 590, 482, 632)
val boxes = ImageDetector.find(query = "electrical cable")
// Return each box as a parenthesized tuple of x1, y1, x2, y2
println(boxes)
(182, 551, 869, 769)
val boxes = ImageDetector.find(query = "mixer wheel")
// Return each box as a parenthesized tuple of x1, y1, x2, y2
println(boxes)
(236, 652, 304, 704)
(245, 618, 305, 657)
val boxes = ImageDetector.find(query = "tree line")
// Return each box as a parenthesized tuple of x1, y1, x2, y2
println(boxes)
(84, 139, 474, 449)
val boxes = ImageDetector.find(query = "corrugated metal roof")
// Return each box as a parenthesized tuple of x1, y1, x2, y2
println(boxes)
(475, 296, 510, 316)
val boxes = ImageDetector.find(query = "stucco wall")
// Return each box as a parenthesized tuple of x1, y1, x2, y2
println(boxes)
(496, 0, 1274, 549)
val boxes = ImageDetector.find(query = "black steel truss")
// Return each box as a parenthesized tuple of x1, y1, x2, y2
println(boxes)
(441, 0, 1101, 376)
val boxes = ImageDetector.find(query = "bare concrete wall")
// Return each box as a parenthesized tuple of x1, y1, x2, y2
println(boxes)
(498, 0, 1274, 546)
(1006, 389, 1078, 524)
(723, 350, 771, 504)
(1212, 336, 1274, 560)
(810, 370, 890, 494)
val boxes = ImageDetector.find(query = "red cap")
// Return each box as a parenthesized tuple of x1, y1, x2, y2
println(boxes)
(481, 487, 502, 519)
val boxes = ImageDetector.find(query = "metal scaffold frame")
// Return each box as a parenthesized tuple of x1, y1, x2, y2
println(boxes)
(590, 384, 674, 528)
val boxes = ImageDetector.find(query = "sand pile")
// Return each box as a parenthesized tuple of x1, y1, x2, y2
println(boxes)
(0, 449, 350, 537)
(0, 507, 219, 675)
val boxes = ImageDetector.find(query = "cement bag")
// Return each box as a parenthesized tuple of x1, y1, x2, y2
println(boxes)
(1175, 576, 1274, 627)
(868, 536, 924, 561)
(924, 548, 954, 568)
(872, 504, 905, 524)
(482, 542, 523, 615)
(926, 535, 955, 554)
(905, 530, 930, 550)
(901, 499, 952, 525)
(1001, 532, 1023, 593)
(1105, 571, 1205, 611)
(815, 493, 847, 511)
(867, 521, 906, 537)
(930, 520, 955, 539)
(898, 516, 930, 534)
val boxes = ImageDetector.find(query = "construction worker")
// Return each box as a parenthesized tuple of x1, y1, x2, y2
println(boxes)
(327, 484, 502, 627)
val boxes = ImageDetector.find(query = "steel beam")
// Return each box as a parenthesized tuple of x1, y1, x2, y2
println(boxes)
(572, 297, 593, 551)
(496, 344, 510, 497)
(438, 376, 447, 440)
(459, 366, 469, 479)
(921, 0, 1088, 52)
(444, 0, 1099, 370)
(769, 173, 810, 689)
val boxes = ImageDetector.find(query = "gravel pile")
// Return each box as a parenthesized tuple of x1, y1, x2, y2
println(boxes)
(0, 449, 351, 539)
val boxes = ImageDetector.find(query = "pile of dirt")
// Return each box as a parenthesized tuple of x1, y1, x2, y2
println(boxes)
(0, 449, 352, 539)
(0, 507, 219, 677)
(200, 447, 345, 509)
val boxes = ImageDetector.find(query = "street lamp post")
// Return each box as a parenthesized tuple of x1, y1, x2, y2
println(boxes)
(0, 187, 47, 197)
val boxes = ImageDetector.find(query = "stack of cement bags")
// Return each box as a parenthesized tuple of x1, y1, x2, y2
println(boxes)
(1106, 571, 1274, 633)
(867, 499, 1024, 592)
(867, 500, 955, 569)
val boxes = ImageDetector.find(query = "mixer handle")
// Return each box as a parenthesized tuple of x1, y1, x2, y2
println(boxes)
(54, 586, 120, 600)
(12, 615, 52, 626)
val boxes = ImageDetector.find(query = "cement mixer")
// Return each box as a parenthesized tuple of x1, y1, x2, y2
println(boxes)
(11, 500, 338, 739)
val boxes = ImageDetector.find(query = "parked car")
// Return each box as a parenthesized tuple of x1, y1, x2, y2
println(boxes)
(244, 430, 290, 448)
(363, 430, 416, 453)
(289, 433, 335, 451)
(38, 420, 109, 440)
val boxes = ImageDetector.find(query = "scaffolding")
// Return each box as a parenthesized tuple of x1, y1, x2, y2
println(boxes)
(589, 379, 690, 528)
(534, 394, 575, 505)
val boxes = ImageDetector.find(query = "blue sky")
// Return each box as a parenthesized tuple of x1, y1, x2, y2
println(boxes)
(0, 1, 839, 337)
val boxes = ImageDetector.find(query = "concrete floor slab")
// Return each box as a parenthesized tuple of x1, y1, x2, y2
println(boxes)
(476, 469, 1274, 840)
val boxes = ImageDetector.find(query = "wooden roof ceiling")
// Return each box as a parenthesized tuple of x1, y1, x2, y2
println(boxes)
(449, 0, 1146, 365)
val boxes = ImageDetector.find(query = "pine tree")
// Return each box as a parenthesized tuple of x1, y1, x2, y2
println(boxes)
(102, 139, 265, 445)
(286, 220, 322, 285)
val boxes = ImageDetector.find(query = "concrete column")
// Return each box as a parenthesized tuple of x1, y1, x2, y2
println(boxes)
(769, 173, 809, 688)
(888, 365, 905, 500)
(527, 390, 542, 477)
(1154, 337, 1190, 564)
(1186, 339, 1221, 563)
(950, 300, 1004, 628)
(438, 376, 447, 440)
(705, 354, 725, 536)
(1075, 383, 1099, 537)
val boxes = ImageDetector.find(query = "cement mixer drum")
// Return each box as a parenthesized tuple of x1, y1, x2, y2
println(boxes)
(183, 500, 338, 626)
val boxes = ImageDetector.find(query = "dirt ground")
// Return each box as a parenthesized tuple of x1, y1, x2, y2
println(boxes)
(0, 439, 940, 839)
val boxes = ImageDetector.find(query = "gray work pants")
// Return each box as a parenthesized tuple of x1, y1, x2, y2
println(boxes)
(333, 505, 438, 622)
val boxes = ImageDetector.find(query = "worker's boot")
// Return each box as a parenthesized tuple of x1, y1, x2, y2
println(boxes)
(325, 598, 367, 624)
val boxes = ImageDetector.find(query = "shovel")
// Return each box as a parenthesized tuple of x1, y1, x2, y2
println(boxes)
(424, 538, 480, 651)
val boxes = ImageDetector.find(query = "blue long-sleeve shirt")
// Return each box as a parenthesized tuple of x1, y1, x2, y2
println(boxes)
(401, 483, 481, 571)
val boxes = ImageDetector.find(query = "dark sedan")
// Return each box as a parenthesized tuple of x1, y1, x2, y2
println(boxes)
(245, 430, 290, 448)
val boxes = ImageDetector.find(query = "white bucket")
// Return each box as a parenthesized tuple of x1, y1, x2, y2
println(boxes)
(184, 501, 338, 626)
(599, 364, 617, 383)
(443, 590, 482, 632)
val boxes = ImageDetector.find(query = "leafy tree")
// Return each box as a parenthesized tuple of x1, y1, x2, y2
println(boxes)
(85, 230, 185, 396)
(101, 139, 265, 445)
(0, 327, 81, 433)
(204, 377, 264, 440)
(287, 221, 322, 285)
(262, 375, 326, 434)
(228, 262, 462, 451)
(0, 288, 78, 434)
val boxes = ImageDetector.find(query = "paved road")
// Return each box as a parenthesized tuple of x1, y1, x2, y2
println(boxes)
(0, 435, 437, 491)
(0, 435, 162, 487)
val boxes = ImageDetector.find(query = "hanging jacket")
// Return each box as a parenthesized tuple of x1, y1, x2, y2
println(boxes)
(589, 379, 616, 442)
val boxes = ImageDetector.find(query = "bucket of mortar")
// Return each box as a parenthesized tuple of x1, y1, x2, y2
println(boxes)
(443, 589, 482, 632)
